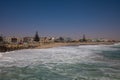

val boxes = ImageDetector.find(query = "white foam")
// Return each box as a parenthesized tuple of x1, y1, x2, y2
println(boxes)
(78, 45, 118, 51)
(0, 48, 92, 67)
(113, 42, 120, 46)
(0, 44, 119, 67)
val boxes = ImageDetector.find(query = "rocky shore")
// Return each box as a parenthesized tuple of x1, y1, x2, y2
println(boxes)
(0, 43, 37, 52)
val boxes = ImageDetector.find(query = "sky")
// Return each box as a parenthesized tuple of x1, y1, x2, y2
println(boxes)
(0, 0, 120, 40)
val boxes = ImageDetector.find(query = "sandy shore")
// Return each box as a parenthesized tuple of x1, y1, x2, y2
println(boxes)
(36, 42, 116, 49)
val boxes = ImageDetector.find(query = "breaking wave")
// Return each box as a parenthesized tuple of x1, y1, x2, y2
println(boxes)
(0, 43, 120, 80)
(0, 43, 119, 67)
(0, 46, 94, 67)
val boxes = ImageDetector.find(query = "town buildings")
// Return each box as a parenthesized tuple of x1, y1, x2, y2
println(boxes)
(0, 32, 116, 44)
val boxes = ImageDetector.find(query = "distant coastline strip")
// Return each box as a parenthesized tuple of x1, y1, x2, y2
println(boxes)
(0, 42, 116, 52)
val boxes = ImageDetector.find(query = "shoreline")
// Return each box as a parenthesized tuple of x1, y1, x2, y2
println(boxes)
(36, 42, 116, 49)
(0, 42, 118, 52)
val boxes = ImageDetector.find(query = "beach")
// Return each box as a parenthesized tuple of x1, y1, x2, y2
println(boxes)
(0, 42, 117, 52)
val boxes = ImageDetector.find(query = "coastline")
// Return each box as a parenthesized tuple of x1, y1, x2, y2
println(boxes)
(0, 42, 117, 52)
(36, 42, 116, 49)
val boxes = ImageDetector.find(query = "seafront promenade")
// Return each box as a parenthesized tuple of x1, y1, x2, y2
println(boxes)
(0, 42, 116, 52)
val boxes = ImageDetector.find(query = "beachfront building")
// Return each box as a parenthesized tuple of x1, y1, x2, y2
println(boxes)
(3, 37, 11, 43)
(23, 37, 33, 43)
(64, 37, 73, 42)
(11, 38, 17, 43)
(54, 37, 73, 42)
(39, 37, 48, 43)
(55, 37, 64, 42)
(11, 37, 23, 43)
(91, 38, 109, 42)
(3, 37, 23, 44)
(39, 37, 55, 43)
(48, 37, 55, 42)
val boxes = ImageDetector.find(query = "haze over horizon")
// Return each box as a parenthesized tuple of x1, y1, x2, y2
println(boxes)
(0, 0, 120, 40)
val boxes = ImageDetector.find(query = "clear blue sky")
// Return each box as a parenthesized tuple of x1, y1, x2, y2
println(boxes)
(0, 0, 120, 40)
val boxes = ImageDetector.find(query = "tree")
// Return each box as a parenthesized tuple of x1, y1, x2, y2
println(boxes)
(82, 34, 86, 42)
(58, 37, 64, 42)
(34, 31, 40, 42)
(0, 35, 3, 42)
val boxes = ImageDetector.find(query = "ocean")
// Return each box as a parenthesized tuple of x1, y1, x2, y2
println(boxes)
(0, 43, 120, 80)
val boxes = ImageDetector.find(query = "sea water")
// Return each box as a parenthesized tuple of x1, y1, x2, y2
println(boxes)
(0, 43, 120, 80)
